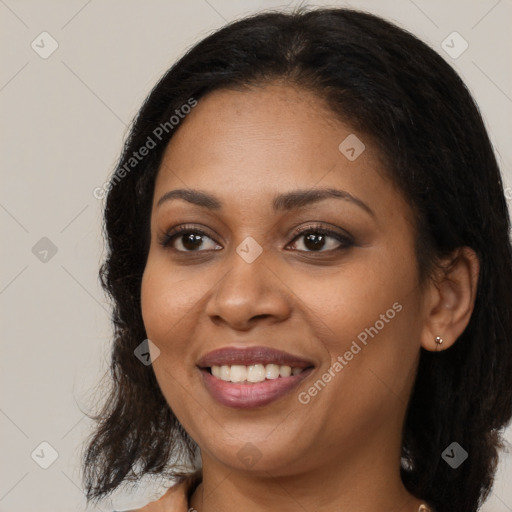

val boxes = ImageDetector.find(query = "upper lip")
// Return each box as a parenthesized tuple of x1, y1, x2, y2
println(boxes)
(197, 346, 315, 369)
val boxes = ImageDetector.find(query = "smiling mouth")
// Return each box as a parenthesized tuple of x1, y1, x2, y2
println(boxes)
(196, 345, 315, 407)
(206, 363, 313, 383)
(199, 364, 314, 408)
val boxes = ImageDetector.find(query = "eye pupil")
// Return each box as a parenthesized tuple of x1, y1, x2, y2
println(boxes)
(183, 233, 203, 251)
(304, 233, 326, 251)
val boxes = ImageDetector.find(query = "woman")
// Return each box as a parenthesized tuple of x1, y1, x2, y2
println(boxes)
(82, 7, 512, 512)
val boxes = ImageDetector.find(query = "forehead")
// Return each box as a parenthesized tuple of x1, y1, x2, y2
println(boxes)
(160, 84, 341, 173)
(153, 84, 403, 218)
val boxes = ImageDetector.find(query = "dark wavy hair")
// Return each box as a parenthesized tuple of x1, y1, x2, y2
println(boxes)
(82, 7, 512, 512)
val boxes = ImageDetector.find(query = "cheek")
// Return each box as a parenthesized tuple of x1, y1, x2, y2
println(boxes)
(288, 243, 419, 355)
(292, 246, 423, 427)
(141, 257, 205, 345)
(140, 260, 204, 427)
(140, 265, 195, 386)
(140, 254, 224, 391)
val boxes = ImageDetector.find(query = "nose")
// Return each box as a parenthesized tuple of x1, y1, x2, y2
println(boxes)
(204, 244, 292, 331)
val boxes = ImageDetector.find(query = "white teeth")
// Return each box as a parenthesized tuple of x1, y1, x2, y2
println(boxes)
(230, 365, 247, 382)
(210, 364, 305, 383)
(279, 365, 291, 377)
(220, 365, 231, 381)
(265, 364, 280, 380)
(247, 364, 266, 383)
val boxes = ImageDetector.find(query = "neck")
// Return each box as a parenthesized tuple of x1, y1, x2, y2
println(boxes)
(190, 429, 424, 512)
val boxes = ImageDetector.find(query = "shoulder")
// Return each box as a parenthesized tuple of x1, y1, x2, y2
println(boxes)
(126, 471, 202, 512)
(127, 480, 188, 512)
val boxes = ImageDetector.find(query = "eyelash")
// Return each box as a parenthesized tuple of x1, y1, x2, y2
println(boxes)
(157, 223, 354, 254)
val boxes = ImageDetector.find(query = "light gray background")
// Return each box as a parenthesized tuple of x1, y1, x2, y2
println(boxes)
(1, 1, 511, 511)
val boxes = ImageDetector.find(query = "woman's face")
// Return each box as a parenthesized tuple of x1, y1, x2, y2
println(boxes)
(141, 83, 430, 476)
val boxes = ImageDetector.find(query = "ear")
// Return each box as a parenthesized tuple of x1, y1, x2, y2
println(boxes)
(420, 246, 480, 352)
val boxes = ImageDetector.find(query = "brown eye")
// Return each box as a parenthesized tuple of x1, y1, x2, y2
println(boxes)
(158, 227, 221, 252)
(288, 227, 353, 253)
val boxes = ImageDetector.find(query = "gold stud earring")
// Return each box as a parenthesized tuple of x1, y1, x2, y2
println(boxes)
(434, 336, 443, 349)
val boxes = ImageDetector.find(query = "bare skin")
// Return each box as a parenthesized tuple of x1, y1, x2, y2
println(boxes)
(140, 83, 479, 512)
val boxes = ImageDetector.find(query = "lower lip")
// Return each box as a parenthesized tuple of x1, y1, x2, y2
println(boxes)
(199, 368, 313, 408)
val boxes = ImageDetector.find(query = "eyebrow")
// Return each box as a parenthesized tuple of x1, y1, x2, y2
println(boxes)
(156, 187, 375, 217)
